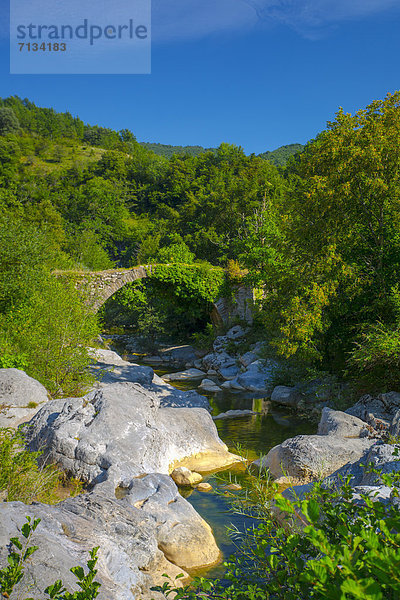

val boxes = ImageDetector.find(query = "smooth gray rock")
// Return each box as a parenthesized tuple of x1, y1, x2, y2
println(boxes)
(252, 434, 374, 484)
(170, 467, 202, 487)
(213, 409, 255, 420)
(239, 351, 258, 367)
(198, 379, 222, 393)
(92, 349, 210, 410)
(90, 348, 154, 387)
(123, 474, 219, 571)
(0, 474, 220, 600)
(236, 359, 275, 393)
(271, 386, 301, 407)
(0, 368, 48, 428)
(318, 407, 368, 438)
(229, 379, 246, 390)
(220, 380, 233, 389)
(163, 368, 205, 382)
(25, 382, 234, 490)
(219, 365, 241, 380)
(346, 392, 400, 427)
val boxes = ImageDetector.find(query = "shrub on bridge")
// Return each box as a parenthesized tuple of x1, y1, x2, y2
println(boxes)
(151, 263, 227, 303)
(102, 262, 228, 342)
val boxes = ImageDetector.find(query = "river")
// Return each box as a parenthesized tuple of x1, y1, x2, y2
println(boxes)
(132, 359, 316, 577)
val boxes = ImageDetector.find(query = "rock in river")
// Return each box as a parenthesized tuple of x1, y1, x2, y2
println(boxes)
(318, 407, 368, 438)
(163, 368, 205, 382)
(171, 466, 203, 487)
(25, 382, 241, 489)
(252, 434, 374, 484)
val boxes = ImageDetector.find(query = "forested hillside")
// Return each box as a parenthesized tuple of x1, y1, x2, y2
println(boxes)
(140, 142, 215, 158)
(258, 142, 304, 166)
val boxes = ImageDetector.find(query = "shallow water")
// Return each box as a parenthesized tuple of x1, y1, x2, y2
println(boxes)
(107, 339, 317, 574)
(146, 361, 316, 573)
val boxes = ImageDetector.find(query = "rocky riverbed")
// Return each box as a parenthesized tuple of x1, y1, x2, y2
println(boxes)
(0, 351, 241, 600)
(1, 336, 400, 598)
(109, 324, 339, 419)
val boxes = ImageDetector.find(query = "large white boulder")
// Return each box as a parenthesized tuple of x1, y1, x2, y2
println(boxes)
(25, 382, 240, 489)
(0, 368, 48, 428)
(318, 407, 368, 438)
(0, 474, 221, 600)
(252, 435, 374, 484)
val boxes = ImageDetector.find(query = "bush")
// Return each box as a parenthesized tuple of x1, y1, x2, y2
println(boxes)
(0, 428, 61, 504)
(154, 241, 195, 264)
(191, 323, 217, 352)
(226, 259, 247, 283)
(349, 321, 400, 392)
(0, 352, 28, 370)
(0, 276, 99, 397)
(153, 457, 400, 600)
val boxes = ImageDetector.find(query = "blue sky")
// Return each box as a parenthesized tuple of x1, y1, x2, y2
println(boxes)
(1, 0, 400, 154)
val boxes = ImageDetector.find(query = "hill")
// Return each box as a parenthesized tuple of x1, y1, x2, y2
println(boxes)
(259, 143, 304, 167)
(140, 142, 215, 158)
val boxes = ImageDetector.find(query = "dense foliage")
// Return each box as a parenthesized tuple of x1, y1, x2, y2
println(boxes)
(0, 96, 285, 267)
(0, 211, 99, 395)
(240, 91, 400, 389)
(2, 91, 400, 390)
(140, 142, 215, 158)
(103, 261, 226, 344)
(258, 143, 305, 167)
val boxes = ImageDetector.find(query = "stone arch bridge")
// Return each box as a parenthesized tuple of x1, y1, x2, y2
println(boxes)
(57, 264, 254, 325)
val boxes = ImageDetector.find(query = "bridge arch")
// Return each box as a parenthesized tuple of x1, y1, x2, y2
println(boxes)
(58, 264, 254, 324)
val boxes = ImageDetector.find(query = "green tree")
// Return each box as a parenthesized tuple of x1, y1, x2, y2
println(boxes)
(243, 91, 400, 376)
(155, 241, 195, 264)
(0, 108, 20, 135)
(1, 276, 99, 396)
